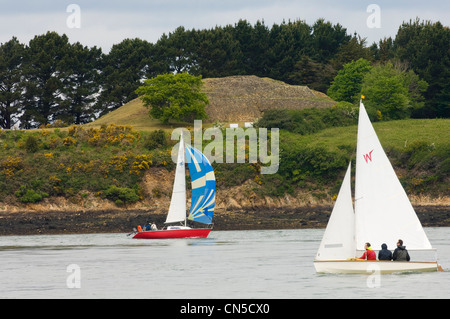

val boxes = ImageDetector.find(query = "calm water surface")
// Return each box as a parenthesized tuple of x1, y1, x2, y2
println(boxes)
(0, 228, 449, 299)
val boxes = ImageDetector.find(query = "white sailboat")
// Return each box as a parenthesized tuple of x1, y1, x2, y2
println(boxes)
(314, 101, 441, 274)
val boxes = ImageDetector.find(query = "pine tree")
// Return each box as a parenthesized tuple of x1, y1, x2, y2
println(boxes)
(395, 19, 450, 117)
(268, 20, 312, 82)
(21, 32, 70, 128)
(58, 42, 102, 124)
(0, 37, 25, 129)
(96, 38, 155, 116)
(194, 27, 242, 77)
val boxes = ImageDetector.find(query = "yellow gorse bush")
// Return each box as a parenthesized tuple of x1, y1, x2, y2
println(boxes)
(130, 154, 152, 175)
(63, 136, 77, 146)
(0, 123, 165, 205)
(0, 156, 23, 178)
(68, 124, 141, 147)
(109, 155, 128, 172)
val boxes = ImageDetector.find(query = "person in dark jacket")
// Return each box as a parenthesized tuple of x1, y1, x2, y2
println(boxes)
(378, 243, 393, 261)
(393, 239, 410, 261)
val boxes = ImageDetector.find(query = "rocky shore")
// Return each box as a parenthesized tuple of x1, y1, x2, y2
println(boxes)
(0, 205, 448, 236)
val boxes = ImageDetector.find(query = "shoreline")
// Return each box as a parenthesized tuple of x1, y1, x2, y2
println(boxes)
(0, 205, 448, 236)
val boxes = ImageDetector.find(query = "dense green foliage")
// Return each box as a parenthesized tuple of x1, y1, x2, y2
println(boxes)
(327, 58, 373, 103)
(103, 185, 140, 206)
(1, 18, 448, 130)
(136, 73, 209, 123)
(254, 110, 449, 197)
(361, 63, 428, 120)
(256, 119, 449, 198)
(394, 19, 450, 118)
(143, 129, 168, 150)
(255, 104, 358, 134)
(328, 58, 429, 120)
(0, 117, 448, 205)
(0, 125, 173, 205)
(15, 185, 49, 203)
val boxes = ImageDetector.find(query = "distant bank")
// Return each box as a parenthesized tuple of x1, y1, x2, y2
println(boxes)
(0, 205, 448, 236)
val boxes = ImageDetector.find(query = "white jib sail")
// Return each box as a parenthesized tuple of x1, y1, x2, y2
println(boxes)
(354, 102, 432, 251)
(316, 162, 355, 260)
(165, 134, 187, 224)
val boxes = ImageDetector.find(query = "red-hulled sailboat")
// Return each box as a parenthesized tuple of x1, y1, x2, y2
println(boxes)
(132, 133, 215, 239)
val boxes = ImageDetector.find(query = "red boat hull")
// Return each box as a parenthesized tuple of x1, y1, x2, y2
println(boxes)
(132, 228, 211, 239)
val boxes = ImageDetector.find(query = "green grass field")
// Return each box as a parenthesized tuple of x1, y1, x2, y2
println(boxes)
(283, 118, 449, 154)
(84, 98, 228, 132)
(84, 98, 173, 132)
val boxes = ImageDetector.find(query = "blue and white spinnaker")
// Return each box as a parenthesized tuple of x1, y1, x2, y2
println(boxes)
(185, 145, 216, 225)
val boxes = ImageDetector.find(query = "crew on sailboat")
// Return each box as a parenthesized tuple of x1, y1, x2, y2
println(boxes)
(393, 239, 410, 261)
(313, 101, 440, 273)
(357, 242, 377, 260)
(378, 243, 393, 261)
(139, 222, 158, 232)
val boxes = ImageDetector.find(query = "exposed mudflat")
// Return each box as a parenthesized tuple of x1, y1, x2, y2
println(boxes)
(0, 205, 448, 236)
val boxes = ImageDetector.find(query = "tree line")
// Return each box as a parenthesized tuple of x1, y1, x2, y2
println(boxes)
(0, 18, 448, 129)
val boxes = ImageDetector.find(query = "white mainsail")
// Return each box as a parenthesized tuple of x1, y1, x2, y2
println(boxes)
(316, 162, 355, 260)
(354, 102, 432, 251)
(165, 134, 187, 224)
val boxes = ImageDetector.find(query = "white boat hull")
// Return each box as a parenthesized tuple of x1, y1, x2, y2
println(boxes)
(314, 260, 439, 274)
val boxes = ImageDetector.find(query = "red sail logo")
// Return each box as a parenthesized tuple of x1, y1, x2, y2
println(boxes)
(363, 150, 374, 163)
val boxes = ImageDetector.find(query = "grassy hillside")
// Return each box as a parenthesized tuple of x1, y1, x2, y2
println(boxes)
(0, 124, 167, 206)
(279, 120, 448, 196)
(0, 116, 448, 210)
(84, 98, 185, 132)
(87, 75, 336, 130)
(285, 118, 449, 152)
(85, 98, 157, 131)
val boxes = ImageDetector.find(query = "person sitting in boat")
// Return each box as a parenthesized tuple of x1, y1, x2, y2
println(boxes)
(144, 223, 151, 231)
(378, 243, 393, 261)
(393, 239, 410, 261)
(151, 222, 158, 231)
(357, 242, 377, 260)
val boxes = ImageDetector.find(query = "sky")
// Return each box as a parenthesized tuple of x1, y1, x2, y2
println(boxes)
(0, 0, 449, 52)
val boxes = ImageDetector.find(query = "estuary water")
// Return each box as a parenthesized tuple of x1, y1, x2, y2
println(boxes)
(0, 228, 449, 299)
